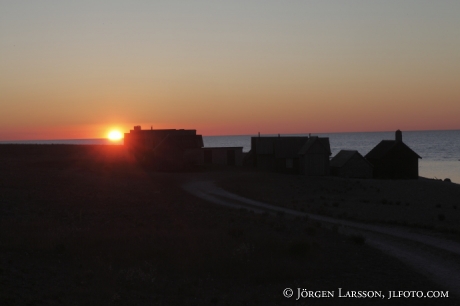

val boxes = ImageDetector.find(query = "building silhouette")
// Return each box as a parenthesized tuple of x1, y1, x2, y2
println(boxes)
(124, 126, 204, 170)
(249, 135, 331, 175)
(365, 130, 421, 179)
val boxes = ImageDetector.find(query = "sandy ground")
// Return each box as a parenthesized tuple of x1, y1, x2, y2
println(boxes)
(1, 145, 459, 305)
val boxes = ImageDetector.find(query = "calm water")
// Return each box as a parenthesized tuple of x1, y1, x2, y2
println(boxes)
(2, 130, 459, 183)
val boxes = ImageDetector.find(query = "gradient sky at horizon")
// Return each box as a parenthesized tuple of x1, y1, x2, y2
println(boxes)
(1, 0, 459, 140)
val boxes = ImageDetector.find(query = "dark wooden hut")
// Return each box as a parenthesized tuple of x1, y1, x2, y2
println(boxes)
(365, 130, 421, 179)
(250, 136, 308, 173)
(330, 150, 373, 178)
(250, 135, 331, 175)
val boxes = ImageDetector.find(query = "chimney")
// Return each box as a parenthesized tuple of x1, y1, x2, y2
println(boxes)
(395, 130, 402, 142)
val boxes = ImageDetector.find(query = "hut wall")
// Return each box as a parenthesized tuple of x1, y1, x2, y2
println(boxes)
(206, 148, 243, 166)
(275, 158, 299, 174)
(370, 155, 418, 179)
(185, 148, 244, 166)
(339, 155, 372, 178)
(184, 148, 203, 165)
(301, 142, 330, 176)
(256, 155, 276, 171)
(302, 154, 329, 176)
(383, 153, 418, 179)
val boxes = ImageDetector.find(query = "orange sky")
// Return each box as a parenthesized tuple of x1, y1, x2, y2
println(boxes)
(1, 1, 459, 140)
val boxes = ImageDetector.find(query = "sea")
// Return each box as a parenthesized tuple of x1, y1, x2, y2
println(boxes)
(1, 130, 459, 183)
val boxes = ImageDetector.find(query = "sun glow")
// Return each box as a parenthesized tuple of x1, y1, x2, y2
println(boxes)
(108, 130, 123, 141)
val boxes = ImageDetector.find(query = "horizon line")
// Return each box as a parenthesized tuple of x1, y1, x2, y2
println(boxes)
(1, 128, 459, 142)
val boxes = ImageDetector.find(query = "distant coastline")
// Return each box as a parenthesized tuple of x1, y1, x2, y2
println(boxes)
(0, 138, 123, 145)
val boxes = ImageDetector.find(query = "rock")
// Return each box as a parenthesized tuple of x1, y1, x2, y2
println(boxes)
(444, 178, 451, 183)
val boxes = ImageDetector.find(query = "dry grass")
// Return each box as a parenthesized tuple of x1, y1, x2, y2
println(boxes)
(0, 145, 458, 305)
(218, 171, 460, 235)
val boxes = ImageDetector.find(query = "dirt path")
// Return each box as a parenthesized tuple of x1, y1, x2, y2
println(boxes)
(183, 180, 460, 296)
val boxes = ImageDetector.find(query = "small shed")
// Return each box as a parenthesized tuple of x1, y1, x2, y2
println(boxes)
(365, 130, 421, 179)
(330, 150, 373, 178)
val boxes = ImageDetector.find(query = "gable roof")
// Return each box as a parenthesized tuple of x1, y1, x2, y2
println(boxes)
(252, 136, 308, 156)
(365, 140, 421, 160)
(330, 150, 372, 168)
(298, 136, 331, 155)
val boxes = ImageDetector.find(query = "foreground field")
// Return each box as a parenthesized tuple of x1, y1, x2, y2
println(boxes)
(218, 171, 460, 235)
(0, 145, 458, 305)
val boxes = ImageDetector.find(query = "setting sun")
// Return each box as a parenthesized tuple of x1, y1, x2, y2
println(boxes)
(108, 130, 123, 141)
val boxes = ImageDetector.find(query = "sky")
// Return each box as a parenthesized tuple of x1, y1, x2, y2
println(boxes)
(1, 0, 459, 140)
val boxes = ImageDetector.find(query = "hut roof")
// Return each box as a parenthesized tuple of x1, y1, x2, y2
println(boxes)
(365, 140, 421, 160)
(330, 150, 372, 168)
(253, 137, 308, 156)
(274, 137, 309, 158)
(298, 136, 331, 155)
